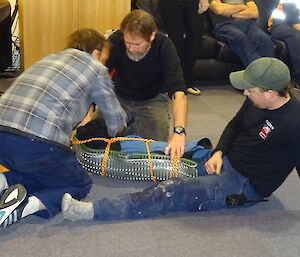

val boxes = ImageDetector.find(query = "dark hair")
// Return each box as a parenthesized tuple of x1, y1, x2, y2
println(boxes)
(66, 28, 108, 54)
(120, 9, 157, 41)
(260, 83, 293, 97)
(277, 84, 293, 97)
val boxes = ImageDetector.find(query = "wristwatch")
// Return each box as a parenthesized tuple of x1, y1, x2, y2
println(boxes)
(173, 126, 186, 135)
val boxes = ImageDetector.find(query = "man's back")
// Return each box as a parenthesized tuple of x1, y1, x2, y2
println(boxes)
(0, 49, 110, 146)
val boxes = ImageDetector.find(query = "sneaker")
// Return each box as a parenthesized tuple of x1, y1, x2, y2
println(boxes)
(0, 184, 27, 228)
(187, 87, 202, 95)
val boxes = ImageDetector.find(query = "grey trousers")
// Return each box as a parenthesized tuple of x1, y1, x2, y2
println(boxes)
(95, 94, 171, 141)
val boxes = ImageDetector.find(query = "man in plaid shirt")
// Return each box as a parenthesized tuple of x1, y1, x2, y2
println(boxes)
(0, 28, 127, 229)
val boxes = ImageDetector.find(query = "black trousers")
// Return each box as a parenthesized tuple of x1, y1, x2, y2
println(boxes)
(158, 0, 204, 84)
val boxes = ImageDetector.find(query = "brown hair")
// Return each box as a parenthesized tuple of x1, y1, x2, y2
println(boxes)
(66, 28, 108, 54)
(120, 9, 157, 41)
(260, 83, 293, 97)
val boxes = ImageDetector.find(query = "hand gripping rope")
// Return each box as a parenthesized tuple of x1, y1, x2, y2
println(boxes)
(71, 137, 199, 182)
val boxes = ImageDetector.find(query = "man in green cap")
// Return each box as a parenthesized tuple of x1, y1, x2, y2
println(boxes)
(61, 57, 300, 222)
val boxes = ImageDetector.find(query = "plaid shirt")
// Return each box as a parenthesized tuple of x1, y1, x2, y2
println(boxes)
(0, 48, 127, 146)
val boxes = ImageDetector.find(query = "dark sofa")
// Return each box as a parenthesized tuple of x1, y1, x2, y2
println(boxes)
(132, 0, 286, 82)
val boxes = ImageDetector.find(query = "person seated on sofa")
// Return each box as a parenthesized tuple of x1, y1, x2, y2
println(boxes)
(62, 57, 300, 223)
(268, 0, 300, 87)
(208, 0, 275, 67)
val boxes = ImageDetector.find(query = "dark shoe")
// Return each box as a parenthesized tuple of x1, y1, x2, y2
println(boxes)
(197, 137, 213, 149)
(75, 120, 121, 150)
(0, 184, 27, 228)
(187, 87, 202, 95)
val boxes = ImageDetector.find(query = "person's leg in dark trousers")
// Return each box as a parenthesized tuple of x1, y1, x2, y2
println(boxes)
(159, 0, 185, 66)
(91, 157, 262, 221)
(245, 21, 275, 59)
(181, 1, 204, 86)
(159, 0, 203, 94)
(0, 132, 93, 218)
(62, 157, 262, 221)
(271, 24, 300, 85)
(213, 20, 274, 66)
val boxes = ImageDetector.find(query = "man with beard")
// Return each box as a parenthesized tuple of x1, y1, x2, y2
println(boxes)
(95, 9, 188, 160)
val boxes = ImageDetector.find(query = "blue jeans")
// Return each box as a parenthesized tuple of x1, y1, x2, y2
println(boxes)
(213, 19, 275, 66)
(93, 157, 262, 221)
(271, 24, 300, 84)
(0, 131, 92, 218)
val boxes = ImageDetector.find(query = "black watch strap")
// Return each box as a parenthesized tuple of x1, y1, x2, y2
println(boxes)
(173, 126, 186, 135)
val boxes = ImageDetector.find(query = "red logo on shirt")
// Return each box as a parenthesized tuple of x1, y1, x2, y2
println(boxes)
(259, 120, 274, 140)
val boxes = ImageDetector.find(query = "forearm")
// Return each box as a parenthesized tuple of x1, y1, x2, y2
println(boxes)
(171, 91, 187, 128)
(199, 0, 209, 14)
(214, 99, 248, 154)
(209, 0, 247, 17)
(213, 124, 237, 155)
(164, 91, 187, 159)
(231, 2, 258, 19)
(293, 23, 300, 31)
(75, 104, 95, 129)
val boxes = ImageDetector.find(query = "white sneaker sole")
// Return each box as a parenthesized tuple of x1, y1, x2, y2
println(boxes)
(0, 184, 27, 226)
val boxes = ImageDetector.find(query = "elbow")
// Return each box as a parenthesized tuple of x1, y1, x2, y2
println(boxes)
(211, 7, 224, 16)
(209, 4, 224, 16)
(253, 9, 259, 19)
(248, 6, 259, 19)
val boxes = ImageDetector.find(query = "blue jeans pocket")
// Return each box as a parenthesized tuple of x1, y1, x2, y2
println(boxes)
(198, 176, 261, 211)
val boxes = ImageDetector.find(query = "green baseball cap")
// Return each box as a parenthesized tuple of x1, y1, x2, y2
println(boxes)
(229, 57, 291, 91)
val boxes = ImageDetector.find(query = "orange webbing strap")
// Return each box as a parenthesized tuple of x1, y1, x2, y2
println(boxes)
(71, 136, 179, 181)
(0, 164, 9, 173)
(170, 156, 179, 178)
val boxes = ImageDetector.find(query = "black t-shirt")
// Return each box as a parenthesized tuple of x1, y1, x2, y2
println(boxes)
(106, 31, 186, 101)
(214, 97, 300, 197)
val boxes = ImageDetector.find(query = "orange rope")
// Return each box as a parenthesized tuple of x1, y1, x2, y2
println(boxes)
(170, 156, 179, 178)
(72, 136, 179, 181)
(0, 164, 9, 173)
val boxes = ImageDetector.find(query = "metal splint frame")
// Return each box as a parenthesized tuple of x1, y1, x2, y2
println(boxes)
(73, 142, 199, 181)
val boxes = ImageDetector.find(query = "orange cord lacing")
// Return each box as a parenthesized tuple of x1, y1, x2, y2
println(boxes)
(72, 136, 179, 181)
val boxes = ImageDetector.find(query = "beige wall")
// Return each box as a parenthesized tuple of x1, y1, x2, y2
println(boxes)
(19, 0, 130, 69)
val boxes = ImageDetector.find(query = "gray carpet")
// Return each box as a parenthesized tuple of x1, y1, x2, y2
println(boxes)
(1, 85, 300, 257)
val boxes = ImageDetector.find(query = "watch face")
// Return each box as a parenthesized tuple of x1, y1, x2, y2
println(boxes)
(175, 127, 182, 133)
(174, 126, 185, 134)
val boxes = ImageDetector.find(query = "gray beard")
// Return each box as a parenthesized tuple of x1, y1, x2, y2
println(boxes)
(126, 46, 151, 62)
